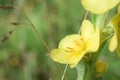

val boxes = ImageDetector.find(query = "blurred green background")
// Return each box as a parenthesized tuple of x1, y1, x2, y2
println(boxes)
(0, 0, 120, 80)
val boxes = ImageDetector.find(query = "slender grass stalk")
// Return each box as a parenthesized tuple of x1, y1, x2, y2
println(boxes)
(61, 64, 68, 80)
(13, 8, 51, 54)
(78, 11, 89, 34)
(12, 7, 68, 80)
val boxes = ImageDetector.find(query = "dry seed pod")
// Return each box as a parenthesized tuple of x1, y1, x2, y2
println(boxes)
(0, 5, 13, 9)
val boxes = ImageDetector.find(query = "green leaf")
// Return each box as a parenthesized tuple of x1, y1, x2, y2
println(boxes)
(75, 62, 85, 80)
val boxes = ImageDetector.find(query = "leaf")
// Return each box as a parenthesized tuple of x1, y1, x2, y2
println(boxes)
(75, 62, 85, 80)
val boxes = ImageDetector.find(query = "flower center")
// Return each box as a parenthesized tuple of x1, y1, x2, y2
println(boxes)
(65, 36, 87, 53)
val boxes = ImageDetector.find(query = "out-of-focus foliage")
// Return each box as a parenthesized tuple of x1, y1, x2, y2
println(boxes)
(0, 0, 120, 80)
(0, 0, 84, 80)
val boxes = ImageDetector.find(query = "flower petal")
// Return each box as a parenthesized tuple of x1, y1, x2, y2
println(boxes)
(81, 20, 94, 40)
(87, 28, 100, 52)
(58, 34, 81, 49)
(81, 0, 120, 14)
(58, 34, 87, 52)
(109, 34, 118, 52)
(50, 49, 85, 68)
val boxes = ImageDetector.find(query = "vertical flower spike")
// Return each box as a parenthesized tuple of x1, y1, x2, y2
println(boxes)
(109, 15, 120, 48)
(109, 5, 120, 56)
(50, 20, 100, 68)
(81, 0, 120, 14)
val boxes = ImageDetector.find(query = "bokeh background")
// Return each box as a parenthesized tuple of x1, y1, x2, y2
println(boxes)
(0, 0, 120, 80)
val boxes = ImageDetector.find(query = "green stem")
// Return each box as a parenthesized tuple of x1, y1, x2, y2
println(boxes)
(83, 38, 108, 80)
(92, 12, 108, 29)
(84, 64, 90, 80)
(76, 62, 85, 80)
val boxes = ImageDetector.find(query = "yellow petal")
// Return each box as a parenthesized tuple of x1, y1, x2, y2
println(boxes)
(81, 20, 94, 40)
(81, 0, 120, 14)
(59, 34, 81, 49)
(58, 34, 87, 52)
(109, 34, 118, 52)
(50, 49, 85, 68)
(87, 28, 100, 52)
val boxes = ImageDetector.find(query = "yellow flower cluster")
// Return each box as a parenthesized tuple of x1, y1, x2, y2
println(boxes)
(50, 0, 120, 68)
(50, 20, 100, 68)
(81, 0, 119, 52)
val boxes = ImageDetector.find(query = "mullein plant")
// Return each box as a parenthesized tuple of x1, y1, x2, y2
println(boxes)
(1, 1, 120, 80)
(50, 0, 120, 80)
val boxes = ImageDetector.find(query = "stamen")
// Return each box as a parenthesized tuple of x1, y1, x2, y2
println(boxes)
(65, 47, 74, 52)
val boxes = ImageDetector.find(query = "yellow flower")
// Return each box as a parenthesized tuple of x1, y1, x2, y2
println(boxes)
(109, 6, 120, 52)
(50, 20, 100, 68)
(81, 0, 120, 14)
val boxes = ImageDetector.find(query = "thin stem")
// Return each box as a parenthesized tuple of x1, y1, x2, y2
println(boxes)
(56, 63, 68, 80)
(12, 7, 67, 80)
(78, 11, 89, 34)
(61, 64, 68, 80)
(92, 12, 108, 29)
(13, 8, 51, 54)
(83, 11, 89, 20)
(24, 14, 51, 53)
